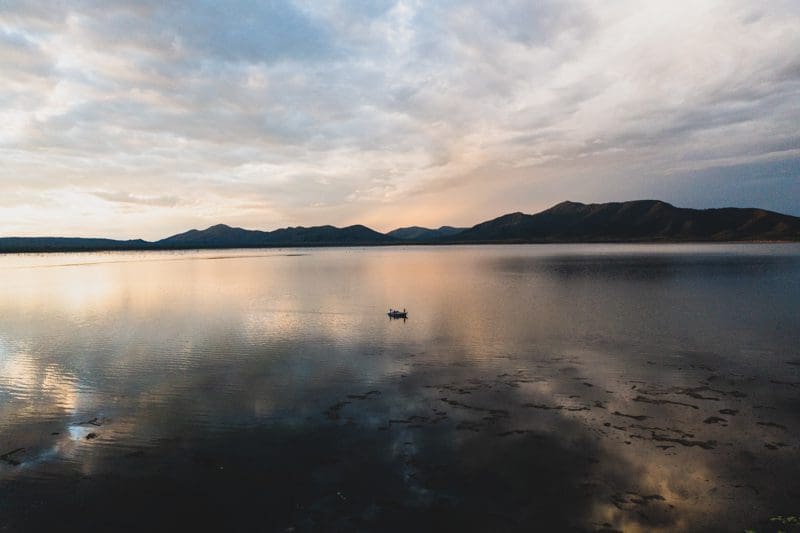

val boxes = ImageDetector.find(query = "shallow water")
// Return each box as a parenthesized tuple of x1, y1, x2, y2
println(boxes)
(0, 244, 798, 532)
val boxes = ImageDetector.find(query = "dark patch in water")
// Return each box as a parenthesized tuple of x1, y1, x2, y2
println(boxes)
(757, 421, 787, 430)
(612, 411, 649, 421)
(633, 395, 699, 410)
(522, 403, 590, 412)
(0, 448, 25, 466)
(650, 433, 716, 449)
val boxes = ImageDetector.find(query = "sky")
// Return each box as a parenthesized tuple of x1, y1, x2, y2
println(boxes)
(1, 0, 799, 239)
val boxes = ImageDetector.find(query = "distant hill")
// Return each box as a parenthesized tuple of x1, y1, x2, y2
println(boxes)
(1, 200, 798, 253)
(386, 226, 466, 241)
(447, 200, 800, 243)
(0, 237, 149, 253)
(157, 223, 395, 248)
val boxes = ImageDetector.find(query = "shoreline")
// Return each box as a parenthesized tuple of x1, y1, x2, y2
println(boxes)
(2, 239, 800, 255)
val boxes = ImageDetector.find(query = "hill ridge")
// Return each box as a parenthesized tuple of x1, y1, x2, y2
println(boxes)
(448, 200, 800, 243)
(1, 200, 798, 252)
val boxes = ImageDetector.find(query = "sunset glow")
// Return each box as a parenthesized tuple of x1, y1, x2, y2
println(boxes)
(2, 1, 799, 238)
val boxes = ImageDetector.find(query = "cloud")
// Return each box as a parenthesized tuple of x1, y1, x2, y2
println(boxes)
(92, 191, 181, 207)
(0, 0, 798, 237)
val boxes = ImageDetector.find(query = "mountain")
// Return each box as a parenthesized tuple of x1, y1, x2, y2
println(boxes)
(157, 223, 395, 248)
(386, 226, 466, 241)
(1, 200, 798, 253)
(447, 200, 800, 243)
(264, 224, 395, 246)
(157, 224, 272, 248)
(0, 237, 149, 253)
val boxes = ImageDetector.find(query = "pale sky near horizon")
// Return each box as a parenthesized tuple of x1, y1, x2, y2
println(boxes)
(1, 1, 799, 239)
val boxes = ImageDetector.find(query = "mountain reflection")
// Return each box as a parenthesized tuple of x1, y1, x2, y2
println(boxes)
(1, 245, 799, 532)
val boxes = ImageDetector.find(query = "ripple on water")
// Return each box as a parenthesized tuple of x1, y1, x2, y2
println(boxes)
(0, 245, 799, 532)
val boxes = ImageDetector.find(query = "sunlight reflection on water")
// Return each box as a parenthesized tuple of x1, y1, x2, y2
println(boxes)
(0, 244, 799, 532)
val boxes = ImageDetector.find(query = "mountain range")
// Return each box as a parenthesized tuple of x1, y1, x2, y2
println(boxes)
(386, 226, 467, 241)
(443, 200, 800, 243)
(2, 200, 798, 253)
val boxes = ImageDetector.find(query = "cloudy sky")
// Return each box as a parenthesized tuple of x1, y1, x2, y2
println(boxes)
(1, 1, 799, 239)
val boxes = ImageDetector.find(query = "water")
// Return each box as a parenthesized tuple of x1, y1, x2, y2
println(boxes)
(0, 245, 798, 532)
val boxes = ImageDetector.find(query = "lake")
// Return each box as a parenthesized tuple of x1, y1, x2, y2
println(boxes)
(1, 244, 798, 532)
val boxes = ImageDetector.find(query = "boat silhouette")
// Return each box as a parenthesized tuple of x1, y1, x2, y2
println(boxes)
(388, 308, 407, 319)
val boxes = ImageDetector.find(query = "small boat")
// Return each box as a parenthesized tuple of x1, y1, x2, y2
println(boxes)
(388, 308, 408, 319)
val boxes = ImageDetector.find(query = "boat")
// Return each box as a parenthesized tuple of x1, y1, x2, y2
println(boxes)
(388, 308, 408, 318)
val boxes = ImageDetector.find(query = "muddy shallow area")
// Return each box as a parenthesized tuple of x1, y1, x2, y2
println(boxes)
(1, 245, 798, 532)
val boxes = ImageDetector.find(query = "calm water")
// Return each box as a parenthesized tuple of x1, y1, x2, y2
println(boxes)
(1, 245, 798, 532)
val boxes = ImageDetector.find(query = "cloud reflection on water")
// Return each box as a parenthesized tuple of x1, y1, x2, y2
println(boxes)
(0, 245, 798, 531)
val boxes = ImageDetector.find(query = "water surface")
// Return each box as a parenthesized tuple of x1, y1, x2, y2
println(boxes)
(1, 245, 799, 532)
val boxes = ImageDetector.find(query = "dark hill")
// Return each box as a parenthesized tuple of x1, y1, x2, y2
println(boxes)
(387, 226, 466, 241)
(0, 237, 149, 253)
(2, 200, 798, 253)
(158, 224, 272, 248)
(448, 200, 800, 243)
(157, 223, 395, 248)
